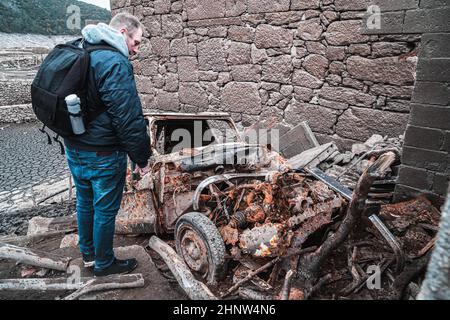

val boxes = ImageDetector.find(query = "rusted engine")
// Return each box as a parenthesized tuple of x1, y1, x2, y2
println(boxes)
(197, 172, 346, 259)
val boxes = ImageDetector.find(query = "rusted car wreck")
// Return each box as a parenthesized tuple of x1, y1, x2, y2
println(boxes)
(117, 112, 398, 299)
(0, 112, 427, 300)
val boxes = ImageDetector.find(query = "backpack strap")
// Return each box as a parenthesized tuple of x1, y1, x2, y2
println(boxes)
(82, 41, 121, 123)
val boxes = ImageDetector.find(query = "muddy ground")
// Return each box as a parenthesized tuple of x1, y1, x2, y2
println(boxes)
(0, 198, 438, 300)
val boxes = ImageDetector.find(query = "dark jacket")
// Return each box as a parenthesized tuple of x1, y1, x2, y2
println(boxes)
(64, 47, 151, 168)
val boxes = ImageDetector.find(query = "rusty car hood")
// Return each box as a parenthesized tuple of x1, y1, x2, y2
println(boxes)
(153, 142, 288, 172)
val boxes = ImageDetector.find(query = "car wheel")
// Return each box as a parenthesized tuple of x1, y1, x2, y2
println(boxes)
(175, 212, 227, 284)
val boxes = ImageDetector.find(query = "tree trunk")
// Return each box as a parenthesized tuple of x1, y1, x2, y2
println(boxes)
(296, 152, 397, 291)
(148, 236, 217, 300)
(418, 186, 450, 300)
(0, 242, 70, 271)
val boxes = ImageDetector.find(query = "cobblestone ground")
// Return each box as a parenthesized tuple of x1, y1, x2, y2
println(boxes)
(0, 123, 70, 221)
(0, 123, 68, 192)
(0, 199, 75, 236)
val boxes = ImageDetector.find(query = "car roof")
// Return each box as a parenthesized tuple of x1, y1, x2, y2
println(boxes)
(143, 112, 233, 120)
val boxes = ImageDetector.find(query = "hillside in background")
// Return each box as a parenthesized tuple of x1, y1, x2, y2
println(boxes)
(0, 0, 111, 35)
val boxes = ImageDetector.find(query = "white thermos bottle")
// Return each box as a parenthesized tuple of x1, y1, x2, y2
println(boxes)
(65, 94, 85, 135)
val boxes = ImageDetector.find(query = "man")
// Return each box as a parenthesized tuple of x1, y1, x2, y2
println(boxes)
(64, 13, 151, 277)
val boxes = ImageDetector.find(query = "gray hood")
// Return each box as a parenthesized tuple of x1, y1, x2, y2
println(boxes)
(81, 22, 129, 58)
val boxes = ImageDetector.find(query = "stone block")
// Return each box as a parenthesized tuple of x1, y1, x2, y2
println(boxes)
(402, 146, 448, 172)
(261, 55, 293, 84)
(227, 42, 251, 65)
(185, 0, 226, 20)
(404, 8, 450, 33)
(319, 86, 376, 107)
(285, 102, 340, 134)
(292, 70, 323, 89)
(228, 26, 255, 43)
(255, 24, 294, 49)
(230, 64, 261, 82)
(416, 58, 450, 82)
(179, 83, 208, 108)
(347, 56, 416, 86)
(404, 125, 444, 151)
(324, 20, 370, 46)
(177, 56, 199, 82)
(335, 107, 409, 141)
(198, 38, 228, 71)
(246, 0, 290, 14)
(409, 104, 450, 130)
(412, 81, 450, 106)
(221, 82, 262, 115)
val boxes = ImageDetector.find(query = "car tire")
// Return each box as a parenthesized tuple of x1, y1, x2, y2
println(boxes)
(175, 212, 227, 284)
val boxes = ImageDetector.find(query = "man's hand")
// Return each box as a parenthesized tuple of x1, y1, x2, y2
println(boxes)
(133, 163, 151, 176)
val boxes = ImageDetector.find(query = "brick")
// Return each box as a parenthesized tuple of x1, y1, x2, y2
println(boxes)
(412, 81, 450, 106)
(419, 0, 449, 9)
(404, 125, 444, 151)
(420, 33, 450, 59)
(335, 0, 419, 11)
(443, 131, 450, 152)
(401, 146, 448, 172)
(410, 104, 450, 130)
(433, 173, 449, 195)
(361, 11, 405, 35)
(416, 58, 450, 82)
(397, 165, 433, 190)
(394, 184, 445, 207)
(404, 8, 450, 33)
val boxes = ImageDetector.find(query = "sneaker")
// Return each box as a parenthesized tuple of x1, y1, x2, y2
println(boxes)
(94, 258, 138, 277)
(82, 254, 95, 268)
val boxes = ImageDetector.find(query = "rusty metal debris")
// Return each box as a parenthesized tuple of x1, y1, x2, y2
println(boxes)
(4, 113, 441, 301)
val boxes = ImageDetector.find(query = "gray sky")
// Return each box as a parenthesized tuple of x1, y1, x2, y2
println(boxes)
(79, 0, 111, 10)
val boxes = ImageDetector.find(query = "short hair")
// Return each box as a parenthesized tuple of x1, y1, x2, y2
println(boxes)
(109, 12, 143, 35)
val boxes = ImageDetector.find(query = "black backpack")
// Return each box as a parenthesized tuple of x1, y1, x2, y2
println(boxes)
(31, 39, 118, 148)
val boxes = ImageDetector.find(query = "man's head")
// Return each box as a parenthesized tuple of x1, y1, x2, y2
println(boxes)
(109, 13, 143, 57)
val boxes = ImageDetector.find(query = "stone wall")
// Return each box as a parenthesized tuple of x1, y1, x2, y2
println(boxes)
(356, 0, 450, 204)
(111, 0, 420, 150)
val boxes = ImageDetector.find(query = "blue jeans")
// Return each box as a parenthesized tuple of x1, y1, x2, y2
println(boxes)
(65, 148, 127, 271)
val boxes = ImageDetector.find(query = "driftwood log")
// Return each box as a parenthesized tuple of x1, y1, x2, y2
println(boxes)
(296, 152, 397, 294)
(0, 274, 144, 300)
(0, 242, 70, 271)
(148, 236, 217, 300)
